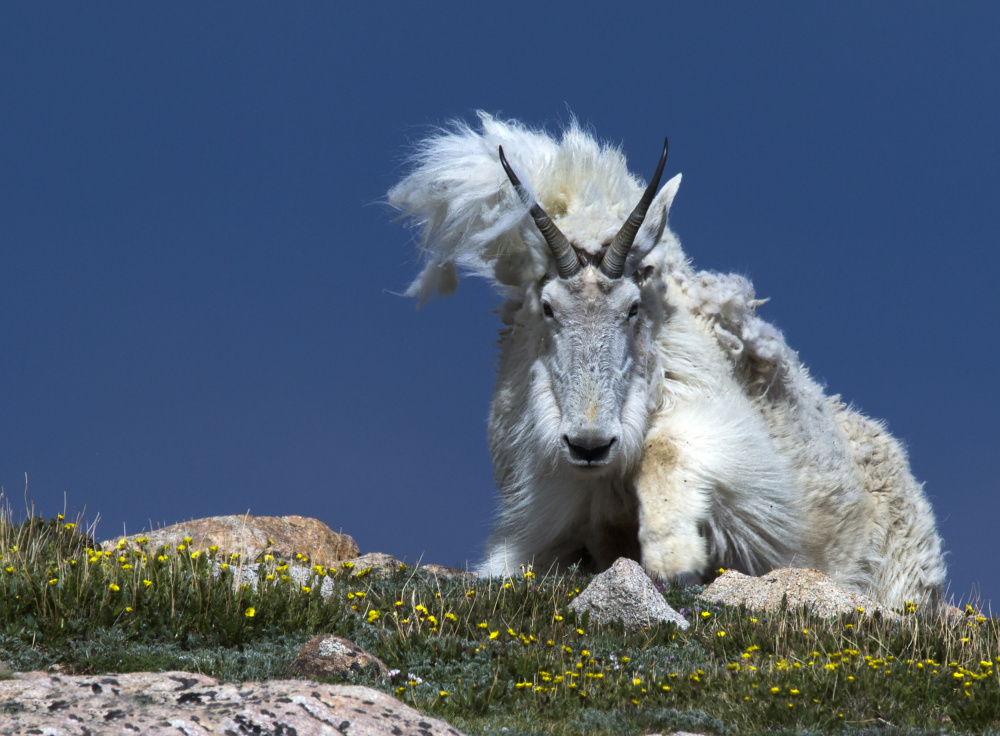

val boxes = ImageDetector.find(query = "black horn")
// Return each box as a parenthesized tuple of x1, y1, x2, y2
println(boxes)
(499, 146, 581, 279)
(600, 138, 668, 279)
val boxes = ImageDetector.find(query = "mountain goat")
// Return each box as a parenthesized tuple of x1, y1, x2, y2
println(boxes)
(389, 113, 946, 609)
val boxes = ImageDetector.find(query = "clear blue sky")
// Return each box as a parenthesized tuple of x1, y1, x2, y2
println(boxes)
(2, 4, 997, 606)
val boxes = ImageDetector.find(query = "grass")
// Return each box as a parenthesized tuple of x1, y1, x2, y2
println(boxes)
(1, 501, 998, 736)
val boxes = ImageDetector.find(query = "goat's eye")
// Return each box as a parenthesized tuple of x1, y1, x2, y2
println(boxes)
(628, 301, 640, 319)
(542, 301, 554, 319)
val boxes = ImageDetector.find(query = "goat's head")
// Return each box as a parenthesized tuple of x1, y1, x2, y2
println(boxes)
(499, 140, 669, 474)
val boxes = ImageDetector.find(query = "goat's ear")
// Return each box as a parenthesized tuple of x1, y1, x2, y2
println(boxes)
(631, 264, 656, 286)
(625, 173, 682, 274)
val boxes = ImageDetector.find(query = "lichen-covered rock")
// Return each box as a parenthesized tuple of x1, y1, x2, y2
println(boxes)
(293, 635, 389, 680)
(0, 671, 466, 736)
(699, 567, 900, 621)
(568, 557, 689, 630)
(101, 514, 360, 568)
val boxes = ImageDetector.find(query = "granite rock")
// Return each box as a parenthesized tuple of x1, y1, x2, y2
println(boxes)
(569, 557, 690, 630)
(293, 635, 389, 680)
(419, 563, 475, 579)
(0, 671, 465, 736)
(101, 514, 360, 568)
(699, 567, 901, 621)
(344, 552, 405, 577)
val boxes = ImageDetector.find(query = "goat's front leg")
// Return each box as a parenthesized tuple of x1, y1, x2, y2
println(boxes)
(635, 428, 711, 584)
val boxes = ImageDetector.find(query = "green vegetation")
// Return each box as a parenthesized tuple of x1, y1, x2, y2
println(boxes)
(1, 503, 998, 735)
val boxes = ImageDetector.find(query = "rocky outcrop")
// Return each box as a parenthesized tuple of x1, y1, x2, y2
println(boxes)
(699, 567, 900, 620)
(569, 557, 690, 630)
(293, 635, 389, 680)
(100, 514, 360, 568)
(0, 671, 465, 736)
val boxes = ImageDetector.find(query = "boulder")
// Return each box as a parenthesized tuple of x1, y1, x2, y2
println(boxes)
(343, 552, 405, 578)
(699, 567, 900, 621)
(293, 635, 389, 680)
(0, 671, 466, 736)
(569, 557, 690, 630)
(100, 514, 360, 568)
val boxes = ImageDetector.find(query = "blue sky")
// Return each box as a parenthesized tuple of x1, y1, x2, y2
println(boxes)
(2, 4, 997, 606)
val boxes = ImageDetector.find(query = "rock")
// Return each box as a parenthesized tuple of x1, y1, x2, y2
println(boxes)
(568, 557, 690, 630)
(0, 671, 466, 736)
(298, 553, 473, 580)
(212, 553, 471, 599)
(343, 552, 405, 578)
(293, 635, 389, 680)
(101, 514, 360, 568)
(699, 568, 900, 621)
(942, 602, 986, 624)
(418, 563, 475, 579)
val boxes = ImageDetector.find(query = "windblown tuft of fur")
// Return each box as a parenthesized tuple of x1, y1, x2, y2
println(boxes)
(390, 114, 666, 303)
(389, 112, 947, 610)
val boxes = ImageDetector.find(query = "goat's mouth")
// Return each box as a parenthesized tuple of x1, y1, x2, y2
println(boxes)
(569, 460, 608, 472)
(563, 435, 617, 469)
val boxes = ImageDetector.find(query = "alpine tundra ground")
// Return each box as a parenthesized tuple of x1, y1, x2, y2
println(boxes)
(1, 507, 997, 735)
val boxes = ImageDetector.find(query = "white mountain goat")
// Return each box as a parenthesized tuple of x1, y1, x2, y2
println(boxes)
(388, 113, 946, 609)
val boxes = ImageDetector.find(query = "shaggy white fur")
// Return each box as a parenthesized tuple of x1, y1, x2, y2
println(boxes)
(389, 113, 946, 610)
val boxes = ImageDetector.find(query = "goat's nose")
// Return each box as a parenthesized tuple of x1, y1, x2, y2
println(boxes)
(564, 433, 617, 464)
